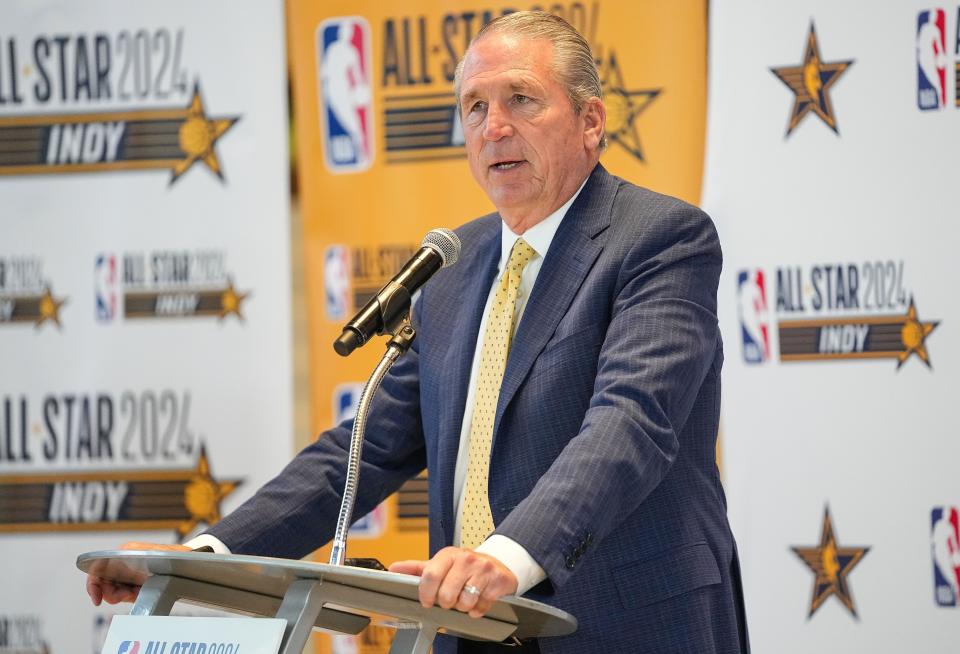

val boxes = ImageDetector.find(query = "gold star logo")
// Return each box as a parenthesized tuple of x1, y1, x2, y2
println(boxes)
(35, 287, 66, 328)
(792, 506, 870, 618)
(599, 50, 660, 162)
(771, 22, 854, 137)
(180, 445, 240, 536)
(898, 298, 939, 369)
(171, 84, 239, 184)
(218, 278, 250, 321)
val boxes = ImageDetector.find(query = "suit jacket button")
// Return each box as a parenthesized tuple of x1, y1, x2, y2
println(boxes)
(565, 556, 575, 570)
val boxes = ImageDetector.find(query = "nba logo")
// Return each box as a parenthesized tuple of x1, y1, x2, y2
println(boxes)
(351, 503, 387, 539)
(117, 641, 140, 654)
(931, 506, 960, 607)
(333, 381, 387, 537)
(95, 253, 118, 322)
(324, 245, 351, 320)
(916, 9, 947, 110)
(737, 269, 770, 364)
(317, 17, 374, 172)
(333, 382, 364, 426)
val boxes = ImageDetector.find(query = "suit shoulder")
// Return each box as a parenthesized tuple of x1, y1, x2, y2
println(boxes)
(611, 176, 714, 232)
(607, 176, 720, 261)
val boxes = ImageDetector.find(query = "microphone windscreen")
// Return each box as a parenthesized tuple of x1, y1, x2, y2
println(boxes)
(422, 228, 461, 268)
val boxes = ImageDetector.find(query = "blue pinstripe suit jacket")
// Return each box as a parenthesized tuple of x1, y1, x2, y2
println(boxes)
(208, 164, 748, 653)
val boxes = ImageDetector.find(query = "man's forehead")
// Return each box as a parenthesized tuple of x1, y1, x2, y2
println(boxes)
(460, 35, 553, 93)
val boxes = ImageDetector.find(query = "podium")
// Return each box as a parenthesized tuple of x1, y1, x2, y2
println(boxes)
(78, 550, 576, 654)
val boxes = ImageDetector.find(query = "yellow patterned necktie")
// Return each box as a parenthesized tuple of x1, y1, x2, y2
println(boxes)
(460, 237, 537, 549)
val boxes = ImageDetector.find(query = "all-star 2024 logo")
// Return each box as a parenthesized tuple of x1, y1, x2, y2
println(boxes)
(351, 5, 659, 167)
(0, 389, 241, 537)
(0, 29, 238, 185)
(736, 259, 940, 370)
(323, 242, 419, 320)
(95, 249, 250, 322)
(0, 256, 67, 330)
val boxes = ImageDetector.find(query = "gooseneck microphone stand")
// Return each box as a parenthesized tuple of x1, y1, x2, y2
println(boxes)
(329, 291, 416, 566)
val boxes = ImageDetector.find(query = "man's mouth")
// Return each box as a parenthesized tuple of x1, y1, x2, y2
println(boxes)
(491, 160, 524, 170)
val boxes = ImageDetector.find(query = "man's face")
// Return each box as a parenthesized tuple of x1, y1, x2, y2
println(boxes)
(458, 32, 601, 231)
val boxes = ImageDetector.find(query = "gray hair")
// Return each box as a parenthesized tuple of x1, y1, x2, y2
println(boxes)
(453, 11, 606, 148)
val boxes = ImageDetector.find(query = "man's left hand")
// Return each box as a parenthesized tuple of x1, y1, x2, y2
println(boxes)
(389, 547, 518, 618)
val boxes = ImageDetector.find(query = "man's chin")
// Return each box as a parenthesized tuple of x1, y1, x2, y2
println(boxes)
(484, 184, 535, 211)
(488, 197, 533, 220)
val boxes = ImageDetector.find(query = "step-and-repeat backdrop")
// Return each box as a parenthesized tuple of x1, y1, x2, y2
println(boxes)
(7, 0, 953, 652)
(286, 1, 707, 651)
(0, 2, 291, 652)
(705, 1, 957, 651)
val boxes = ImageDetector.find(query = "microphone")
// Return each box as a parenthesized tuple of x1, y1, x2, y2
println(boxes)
(333, 228, 461, 356)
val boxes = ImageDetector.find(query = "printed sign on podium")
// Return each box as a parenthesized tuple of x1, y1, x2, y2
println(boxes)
(102, 616, 285, 654)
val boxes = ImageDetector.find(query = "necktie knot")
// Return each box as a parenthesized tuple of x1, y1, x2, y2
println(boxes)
(506, 238, 537, 278)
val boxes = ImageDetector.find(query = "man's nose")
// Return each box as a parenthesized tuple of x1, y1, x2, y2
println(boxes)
(483, 102, 514, 141)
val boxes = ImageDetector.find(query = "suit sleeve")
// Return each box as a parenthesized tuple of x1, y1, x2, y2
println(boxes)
(205, 309, 428, 559)
(492, 201, 722, 589)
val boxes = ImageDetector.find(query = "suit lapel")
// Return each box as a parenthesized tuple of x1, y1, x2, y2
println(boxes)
(434, 222, 500, 541)
(492, 164, 618, 440)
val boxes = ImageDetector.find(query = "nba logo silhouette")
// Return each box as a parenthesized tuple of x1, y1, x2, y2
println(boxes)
(324, 245, 351, 320)
(318, 17, 374, 172)
(333, 382, 363, 425)
(931, 506, 960, 607)
(330, 380, 388, 540)
(117, 641, 141, 654)
(916, 9, 947, 110)
(95, 253, 118, 322)
(351, 503, 387, 538)
(737, 269, 770, 364)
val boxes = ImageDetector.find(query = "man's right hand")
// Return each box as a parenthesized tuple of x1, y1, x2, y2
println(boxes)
(85, 542, 190, 606)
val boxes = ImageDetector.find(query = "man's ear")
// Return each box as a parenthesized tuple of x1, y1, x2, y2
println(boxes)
(582, 97, 606, 151)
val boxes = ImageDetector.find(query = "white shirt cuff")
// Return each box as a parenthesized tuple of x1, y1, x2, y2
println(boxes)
(476, 535, 547, 595)
(183, 534, 232, 555)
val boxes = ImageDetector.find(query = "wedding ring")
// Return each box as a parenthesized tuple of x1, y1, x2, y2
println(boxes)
(462, 583, 481, 596)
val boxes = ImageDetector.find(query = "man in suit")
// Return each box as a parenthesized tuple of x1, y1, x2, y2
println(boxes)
(88, 11, 748, 653)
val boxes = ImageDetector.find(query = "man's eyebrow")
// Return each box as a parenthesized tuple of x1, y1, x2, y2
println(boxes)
(509, 80, 536, 93)
(461, 80, 538, 105)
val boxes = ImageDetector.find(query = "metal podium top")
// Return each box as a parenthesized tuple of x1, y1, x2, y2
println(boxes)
(77, 550, 576, 641)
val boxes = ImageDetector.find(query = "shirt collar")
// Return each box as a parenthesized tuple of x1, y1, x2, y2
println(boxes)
(498, 178, 589, 269)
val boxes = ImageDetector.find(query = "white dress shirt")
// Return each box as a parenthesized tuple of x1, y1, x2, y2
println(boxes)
(453, 182, 586, 594)
(188, 181, 588, 596)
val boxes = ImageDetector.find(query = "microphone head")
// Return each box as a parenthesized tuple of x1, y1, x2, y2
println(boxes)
(422, 228, 461, 268)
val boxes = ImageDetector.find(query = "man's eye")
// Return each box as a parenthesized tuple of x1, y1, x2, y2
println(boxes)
(468, 101, 487, 114)
(513, 94, 530, 104)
